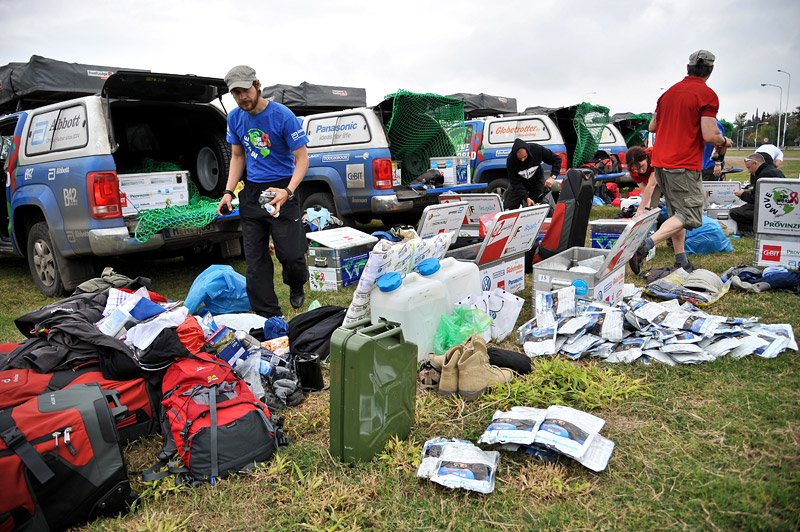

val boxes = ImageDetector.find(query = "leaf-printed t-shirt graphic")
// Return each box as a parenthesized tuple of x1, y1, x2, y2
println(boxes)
(226, 101, 309, 183)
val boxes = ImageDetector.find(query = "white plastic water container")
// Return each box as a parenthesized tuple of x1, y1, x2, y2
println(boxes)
(370, 272, 449, 361)
(416, 257, 481, 311)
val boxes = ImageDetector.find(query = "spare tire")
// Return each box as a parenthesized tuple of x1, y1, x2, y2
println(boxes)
(192, 133, 230, 197)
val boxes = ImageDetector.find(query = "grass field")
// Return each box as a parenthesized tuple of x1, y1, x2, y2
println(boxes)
(1, 183, 799, 530)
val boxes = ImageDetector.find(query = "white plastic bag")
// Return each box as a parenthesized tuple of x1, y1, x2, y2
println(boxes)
(486, 289, 524, 342)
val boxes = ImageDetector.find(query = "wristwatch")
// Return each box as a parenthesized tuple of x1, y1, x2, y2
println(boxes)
(284, 187, 295, 200)
(223, 189, 235, 197)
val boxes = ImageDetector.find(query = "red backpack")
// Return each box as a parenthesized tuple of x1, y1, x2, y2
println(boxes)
(156, 352, 280, 484)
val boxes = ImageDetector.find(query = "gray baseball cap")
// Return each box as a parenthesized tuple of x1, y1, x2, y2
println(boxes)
(224, 65, 257, 91)
(688, 50, 715, 66)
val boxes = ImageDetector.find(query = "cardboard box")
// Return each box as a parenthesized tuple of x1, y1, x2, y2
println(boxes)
(306, 227, 378, 291)
(533, 210, 660, 305)
(430, 156, 470, 186)
(118, 171, 190, 216)
(446, 204, 550, 294)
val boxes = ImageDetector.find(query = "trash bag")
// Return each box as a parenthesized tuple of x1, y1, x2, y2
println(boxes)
(432, 307, 492, 355)
(184, 265, 250, 315)
(685, 215, 734, 255)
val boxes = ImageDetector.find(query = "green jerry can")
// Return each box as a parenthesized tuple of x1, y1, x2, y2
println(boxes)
(329, 319, 417, 464)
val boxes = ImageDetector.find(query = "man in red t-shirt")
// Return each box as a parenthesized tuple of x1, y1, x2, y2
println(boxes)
(628, 50, 733, 275)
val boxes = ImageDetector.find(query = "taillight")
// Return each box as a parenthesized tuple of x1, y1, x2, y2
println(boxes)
(555, 152, 568, 174)
(618, 151, 628, 170)
(86, 171, 122, 219)
(372, 158, 393, 190)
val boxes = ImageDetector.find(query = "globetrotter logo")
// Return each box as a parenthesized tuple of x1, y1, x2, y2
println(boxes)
(761, 245, 781, 262)
(762, 187, 799, 217)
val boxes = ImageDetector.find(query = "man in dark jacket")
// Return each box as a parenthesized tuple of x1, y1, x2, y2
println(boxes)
(504, 138, 561, 210)
(730, 152, 785, 234)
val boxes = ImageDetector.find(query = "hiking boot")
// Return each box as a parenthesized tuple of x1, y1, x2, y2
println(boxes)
(457, 335, 513, 401)
(674, 261, 696, 273)
(289, 286, 305, 309)
(437, 344, 462, 395)
(628, 242, 650, 276)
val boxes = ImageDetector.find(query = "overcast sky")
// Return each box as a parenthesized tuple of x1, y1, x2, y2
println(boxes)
(2, 0, 799, 122)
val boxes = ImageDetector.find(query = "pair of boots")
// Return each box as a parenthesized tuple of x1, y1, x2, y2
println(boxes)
(433, 334, 513, 401)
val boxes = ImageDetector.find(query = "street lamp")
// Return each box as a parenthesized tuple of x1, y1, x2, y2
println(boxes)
(754, 121, 768, 147)
(739, 126, 751, 149)
(761, 83, 783, 146)
(778, 69, 791, 148)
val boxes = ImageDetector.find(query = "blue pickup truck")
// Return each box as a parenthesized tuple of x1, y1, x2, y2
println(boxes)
(1, 59, 240, 296)
(263, 86, 485, 226)
(462, 106, 630, 196)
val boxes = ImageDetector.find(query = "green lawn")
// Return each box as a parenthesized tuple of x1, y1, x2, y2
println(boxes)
(1, 202, 798, 530)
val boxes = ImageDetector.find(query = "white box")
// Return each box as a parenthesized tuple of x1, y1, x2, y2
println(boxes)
(533, 210, 660, 305)
(306, 227, 378, 291)
(754, 178, 800, 237)
(446, 204, 550, 294)
(439, 192, 504, 236)
(430, 156, 470, 186)
(755, 235, 800, 269)
(703, 181, 743, 207)
(118, 171, 190, 216)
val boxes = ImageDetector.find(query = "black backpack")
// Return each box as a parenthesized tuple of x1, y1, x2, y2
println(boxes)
(287, 306, 347, 359)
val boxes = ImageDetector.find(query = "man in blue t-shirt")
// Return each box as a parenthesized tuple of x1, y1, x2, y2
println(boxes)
(218, 65, 310, 316)
(701, 120, 725, 181)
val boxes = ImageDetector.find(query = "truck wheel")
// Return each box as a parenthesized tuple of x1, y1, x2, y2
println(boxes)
(486, 178, 509, 198)
(192, 133, 230, 198)
(302, 192, 353, 227)
(26, 222, 95, 297)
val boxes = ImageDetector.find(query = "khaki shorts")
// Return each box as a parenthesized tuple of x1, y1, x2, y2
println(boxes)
(654, 168, 704, 230)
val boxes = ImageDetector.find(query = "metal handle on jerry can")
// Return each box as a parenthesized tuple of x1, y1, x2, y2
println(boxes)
(356, 319, 405, 340)
(550, 278, 572, 288)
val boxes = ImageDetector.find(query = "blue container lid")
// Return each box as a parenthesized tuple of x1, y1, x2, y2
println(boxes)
(376, 272, 403, 292)
(417, 257, 441, 276)
(572, 279, 589, 296)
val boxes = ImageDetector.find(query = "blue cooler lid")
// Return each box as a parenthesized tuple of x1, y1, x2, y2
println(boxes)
(376, 272, 403, 292)
(417, 257, 441, 276)
(572, 279, 589, 296)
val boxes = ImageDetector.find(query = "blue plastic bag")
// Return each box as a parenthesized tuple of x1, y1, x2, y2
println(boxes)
(184, 265, 250, 315)
(685, 215, 734, 255)
(592, 195, 607, 206)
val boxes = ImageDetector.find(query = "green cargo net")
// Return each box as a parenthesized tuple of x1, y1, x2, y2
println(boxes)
(384, 90, 466, 183)
(622, 113, 653, 147)
(134, 181, 220, 242)
(128, 157, 221, 242)
(572, 102, 610, 167)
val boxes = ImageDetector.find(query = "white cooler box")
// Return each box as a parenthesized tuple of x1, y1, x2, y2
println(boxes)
(533, 209, 660, 305)
(118, 171, 190, 216)
(446, 204, 549, 294)
(307, 227, 378, 291)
